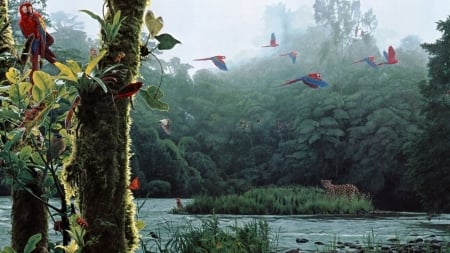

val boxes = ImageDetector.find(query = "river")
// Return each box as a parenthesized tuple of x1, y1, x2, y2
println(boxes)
(1, 197, 449, 252)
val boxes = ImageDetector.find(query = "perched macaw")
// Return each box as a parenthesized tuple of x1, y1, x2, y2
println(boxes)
(280, 51, 298, 64)
(262, 33, 279, 47)
(378, 46, 398, 65)
(352, 56, 378, 69)
(280, 73, 328, 89)
(193, 56, 228, 71)
(19, 2, 56, 82)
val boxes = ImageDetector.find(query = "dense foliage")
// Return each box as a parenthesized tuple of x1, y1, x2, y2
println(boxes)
(407, 16, 450, 212)
(141, 216, 274, 253)
(183, 186, 373, 215)
(130, 5, 428, 211)
(1, 1, 445, 213)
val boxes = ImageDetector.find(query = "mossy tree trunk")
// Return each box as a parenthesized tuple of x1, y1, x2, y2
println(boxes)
(64, 0, 149, 252)
(1, 1, 48, 252)
(0, 0, 16, 77)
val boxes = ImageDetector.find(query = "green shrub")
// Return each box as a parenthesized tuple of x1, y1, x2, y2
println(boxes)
(185, 185, 373, 215)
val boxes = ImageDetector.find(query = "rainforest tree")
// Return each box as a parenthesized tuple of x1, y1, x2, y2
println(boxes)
(408, 16, 450, 212)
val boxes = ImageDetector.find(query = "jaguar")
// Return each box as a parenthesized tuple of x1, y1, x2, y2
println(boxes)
(320, 179, 359, 197)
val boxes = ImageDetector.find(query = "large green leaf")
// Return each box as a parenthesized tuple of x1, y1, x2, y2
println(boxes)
(54, 62, 78, 82)
(85, 50, 107, 75)
(140, 86, 169, 111)
(155, 33, 181, 50)
(23, 233, 42, 253)
(32, 71, 55, 100)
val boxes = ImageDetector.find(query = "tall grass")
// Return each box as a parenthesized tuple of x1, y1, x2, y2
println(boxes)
(183, 185, 373, 215)
(141, 215, 277, 253)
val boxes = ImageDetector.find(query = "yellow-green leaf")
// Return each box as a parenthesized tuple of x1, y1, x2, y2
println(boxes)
(5, 67, 20, 83)
(31, 85, 45, 104)
(19, 82, 33, 96)
(66, 60, 82, 74)
(33, 71, 54, 92)
(85, 49, 107, 75)
(145, 10, 163, 38)
(54, 62, 78, 82)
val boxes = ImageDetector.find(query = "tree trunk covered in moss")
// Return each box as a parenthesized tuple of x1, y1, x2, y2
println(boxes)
(12, 178, 48, 253)
(1, 1, 48, 252)
(0, 0, 16, 78)
(64, 0, 149, 252)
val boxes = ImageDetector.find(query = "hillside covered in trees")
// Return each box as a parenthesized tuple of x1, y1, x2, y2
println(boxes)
(129, 3, 437, 211)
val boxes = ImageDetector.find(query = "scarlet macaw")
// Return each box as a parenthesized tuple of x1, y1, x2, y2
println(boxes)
(262, 33, 279, 47)
(193, 56, 228, 71)
(378, 46, 398, 65)
(19, 2, 56, 82)
(280, 73, 328, 89)
(352, 56, 378, 69)
(280, 51, 298, 64)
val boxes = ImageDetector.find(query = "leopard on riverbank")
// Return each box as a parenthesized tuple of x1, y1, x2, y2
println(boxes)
(320, 179, 359, 197)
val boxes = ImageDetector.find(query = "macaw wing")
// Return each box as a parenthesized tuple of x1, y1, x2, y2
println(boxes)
(30, 16, 47, 55)
(211, 57, 227, 71)
(383, 50, 389, 61)
(270, 33, 277, 46)
(302, 76, 328, 88)
(388, 46, 396, 62)
(271, 33, 276, 42)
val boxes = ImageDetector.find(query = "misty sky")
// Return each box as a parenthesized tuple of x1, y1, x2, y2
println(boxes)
(44, 0, 450, 71)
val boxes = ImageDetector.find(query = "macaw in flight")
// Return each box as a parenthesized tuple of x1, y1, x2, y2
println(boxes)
(18, 2, 56, 82)
(280, 51, 298, 64)
(193, 56, 228, 71)
(352, 56, 378, 69)
(378, 46, 398, 65)
(262, 33, 279, 47)
(280, 73, 328, 89)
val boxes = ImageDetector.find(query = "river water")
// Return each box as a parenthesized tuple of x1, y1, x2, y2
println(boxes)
(1, 197, 449, 252)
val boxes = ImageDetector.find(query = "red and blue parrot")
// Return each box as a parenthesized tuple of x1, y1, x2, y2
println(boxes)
(262, 33, 279, 47)
(280, 73, 328, 89)
(19, 2, 56, 82)
(193, 55, 228, 71)
(280, 51, 298, 64)
(352, 56, 378, 69)
(378, 46, 398, 65)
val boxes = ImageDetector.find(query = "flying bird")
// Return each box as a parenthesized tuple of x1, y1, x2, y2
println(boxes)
(159, 118, 171, 135)
(280, 73, 328, 89)
(280, 51, 298, 64)
(352, 56, 378, 69)
(193, 56, 227, 71)
(378, 46, 398, 65)
(18, 2, 56, 82)
(262, 33, 279, 47)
